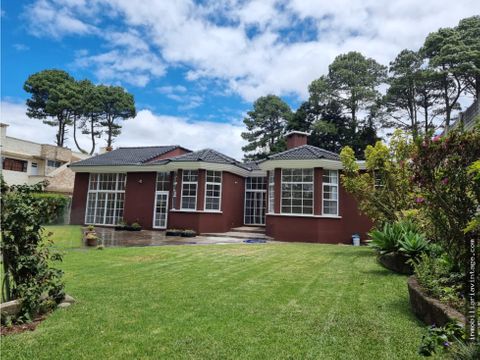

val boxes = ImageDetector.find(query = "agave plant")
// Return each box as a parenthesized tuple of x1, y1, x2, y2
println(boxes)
(398, 231, 429, 258)
(368, 223, 403, 254)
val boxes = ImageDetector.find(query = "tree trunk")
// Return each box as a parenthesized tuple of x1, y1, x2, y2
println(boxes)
(73, 116, 87, 154)
(89, 116, 96, 155)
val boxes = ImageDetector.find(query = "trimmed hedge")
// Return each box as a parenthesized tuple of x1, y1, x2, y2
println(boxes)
(31, 193, 70, 224)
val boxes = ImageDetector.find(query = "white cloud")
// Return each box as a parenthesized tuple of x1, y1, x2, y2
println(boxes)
(0, 101, 247, 160)
(13, 43, 30, 51)
(22, 0, 480, 102)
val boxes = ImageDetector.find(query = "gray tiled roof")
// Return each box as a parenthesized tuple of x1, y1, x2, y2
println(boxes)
(265, 145, 340, 161)
(243, 161, 261, 170)
(70, 146, 188, 166)
(151, 148, 252, 170)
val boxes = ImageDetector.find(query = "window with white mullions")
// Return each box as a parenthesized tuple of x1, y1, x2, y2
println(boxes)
(85, 173, 126, 225)
(153, 172, 170, 229)
(205, 170, 222, 211)
(244, 177, 267, 225)
(181, 170, 198, 210)
(322, 170, 339, 215)
(281, 169, 313, 215)
(268, 171, 275, 213)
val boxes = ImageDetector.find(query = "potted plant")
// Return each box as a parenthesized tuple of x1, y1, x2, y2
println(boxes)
(130, 222, 142, 231)
(115, 219, 128, 231)
(181, 229, 197, 238)
(84, 224, 96, 235)
(85, 233, 98, 247)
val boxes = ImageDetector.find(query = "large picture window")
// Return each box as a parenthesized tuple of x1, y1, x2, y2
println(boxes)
(181, 170, 198, 210)
(85, 173, 126, 225)
(281, 169, 313, 215)
(205, 170, 222, 211)
(268, 171, 275, 213)
(323, 170, 339, 215)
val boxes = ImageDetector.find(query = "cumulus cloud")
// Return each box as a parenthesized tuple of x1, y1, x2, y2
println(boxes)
(21, 0, 480, 101)
(0, 101, 247, 159)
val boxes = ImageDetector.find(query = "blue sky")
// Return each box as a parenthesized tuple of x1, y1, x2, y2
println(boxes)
(1, 0, 479, 159)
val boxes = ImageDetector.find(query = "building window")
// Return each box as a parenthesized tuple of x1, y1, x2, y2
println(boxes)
(205, 171, 222, 211)
(244, 177, 267, 225)
(156, 172, 170, 191)
(281, 169, 313, 215)
(323, 170, 339, 215)
(2, 157, 28, 172)
(268, 171, 275, 213)
(47, 160, 64, 168)
(171, 171, 178, 209)
(181, 170, 198, 210)
(85, 173, 126, 225)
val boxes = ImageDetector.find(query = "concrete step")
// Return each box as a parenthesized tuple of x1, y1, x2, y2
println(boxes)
(201, 231, 272, 240)
(230, 226, 265, 234)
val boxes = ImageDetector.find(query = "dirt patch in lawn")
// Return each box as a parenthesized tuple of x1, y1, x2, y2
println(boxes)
(1, 315, 47, 336)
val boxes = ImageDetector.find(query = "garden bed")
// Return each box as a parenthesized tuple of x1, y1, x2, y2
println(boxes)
(378, 252, 413, 275)
(407, 276, 465, 327)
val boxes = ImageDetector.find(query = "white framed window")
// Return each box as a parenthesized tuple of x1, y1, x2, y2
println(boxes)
(156, 172, 170, 191)
(268, 171, 275, 213)
(171, 171, 178, 209)
(204, 170, 222, 211)
(85, 173, 126, 225)
(181, 170, 198, 210)
(323, 170, 339, 215)
(281, 169, 313, 215)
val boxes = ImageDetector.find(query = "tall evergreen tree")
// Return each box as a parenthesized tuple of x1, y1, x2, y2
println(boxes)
(97, 85, 136, 148)
(23, 69, 77, 147)
(241, 95, 292, 160)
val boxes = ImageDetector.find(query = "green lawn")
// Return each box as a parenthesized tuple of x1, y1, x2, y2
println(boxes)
(2, 225, 429, 359)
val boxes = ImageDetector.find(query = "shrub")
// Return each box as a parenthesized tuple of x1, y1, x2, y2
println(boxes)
(369, 220, 428, 259)
(32, 192, 70, 224)
(418, 321, 465, 356)
(0, 178, 65, 322)
(411, 128, 480, 271)
(340, 130, 416, 225)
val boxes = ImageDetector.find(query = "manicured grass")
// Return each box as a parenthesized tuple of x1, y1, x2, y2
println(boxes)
(2, 226, 429, 359)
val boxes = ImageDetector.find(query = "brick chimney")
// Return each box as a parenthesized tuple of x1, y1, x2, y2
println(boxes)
(286, 131, 309, 149)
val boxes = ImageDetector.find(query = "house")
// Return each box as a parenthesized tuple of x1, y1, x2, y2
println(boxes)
(450, 98, 479, 132)
(0, 123, 90, 193)
(69, 132, 372, 243)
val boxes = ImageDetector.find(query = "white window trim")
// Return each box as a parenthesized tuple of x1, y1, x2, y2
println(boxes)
(268, 171, 275, 214)
(84, 173, 126, 225)
(152, 191, 169, 229)
(244, 176, 267, 225)
(322, 170, 339, 216)
(180, 170, 198, 211)
(171, 171, 178, 209)
(204, 170, 222, 211)
(280, 168, 314, 216)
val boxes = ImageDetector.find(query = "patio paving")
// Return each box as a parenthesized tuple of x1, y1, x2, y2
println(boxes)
(90, 227, 266, 247)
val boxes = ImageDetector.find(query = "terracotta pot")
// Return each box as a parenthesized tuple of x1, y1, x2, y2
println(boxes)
(86, 237, 97, 247)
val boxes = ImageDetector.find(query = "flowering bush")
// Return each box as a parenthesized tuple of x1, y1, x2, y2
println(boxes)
(411, 128, 480, 270)
(340, 130, 416, 224)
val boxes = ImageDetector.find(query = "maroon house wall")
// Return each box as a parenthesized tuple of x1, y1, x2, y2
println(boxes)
(265, 170, 372, 244)
(70, 172, 89, 224)
(168, 171, 245, 233)
(123, 172, 157, 229)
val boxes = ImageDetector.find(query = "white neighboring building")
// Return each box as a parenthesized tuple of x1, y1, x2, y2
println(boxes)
(0, 123, 90, 194)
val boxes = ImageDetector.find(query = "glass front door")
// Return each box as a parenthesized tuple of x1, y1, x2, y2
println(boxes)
(153, 191, 169, 229)
(244, 177, 267, 225)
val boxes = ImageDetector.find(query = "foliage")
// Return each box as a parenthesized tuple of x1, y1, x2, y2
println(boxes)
(382, 49, 442, 138)
(412, 253, 464, 310)
(340, 130, 415, 224)
(411, 128, 480, 270)
(97, 84, 136, 148)
(31, 192, 70, 224)
(131, 222, 142, 230)
(23, 69, 76, 147)
(326, 51, 387, 130)
(450, 341, 480, 360)
(0, 179, 65, 322)
(24, 70, 136, 153)
(368, 220, 429, 259)
(241, 95, 292, 160)
(418, 322, 465, 356)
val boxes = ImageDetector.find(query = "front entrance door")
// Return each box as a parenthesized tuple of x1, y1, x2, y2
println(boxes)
(153, 191, 169, 229)
(244, 177, 266, 225)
